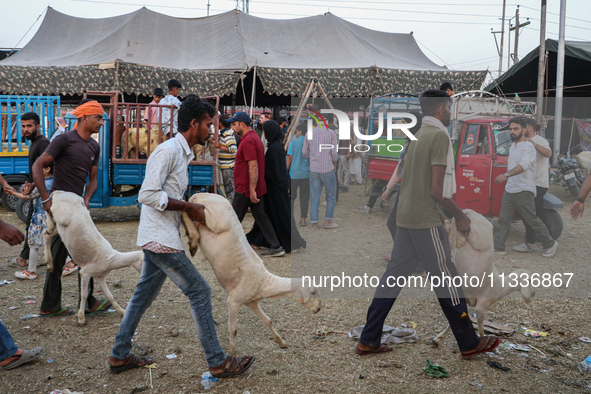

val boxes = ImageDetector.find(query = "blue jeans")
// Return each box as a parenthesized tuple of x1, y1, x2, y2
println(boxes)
(0, 318, 18, 362)
(111, 250, 226, 367)
(309, 170, 337, 223)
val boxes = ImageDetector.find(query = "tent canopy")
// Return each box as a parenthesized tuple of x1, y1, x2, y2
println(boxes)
(486, 39, 591, 97)
(0, 7, 486, 97)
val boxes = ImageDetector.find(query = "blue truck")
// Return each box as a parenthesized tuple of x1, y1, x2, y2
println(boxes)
(0, 92, 218, 222)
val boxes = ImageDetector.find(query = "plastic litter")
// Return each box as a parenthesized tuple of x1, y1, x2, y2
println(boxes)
(20, 314, 39, 320)
(8, 306, 19, 310)
(166, 353, 177, 359)
(580, 337, 591, 344)
(200, 371, 217, 391)
(25, 300, 36, 304)
(581, 356, 591, 372)
(524, 328, 548, 337)
(486, 361, 510, 372)
(470, 382, 483, 389)
(0, 280, 15, 286)
(48, 359, 54, 364)
(424, 359, 450, 378)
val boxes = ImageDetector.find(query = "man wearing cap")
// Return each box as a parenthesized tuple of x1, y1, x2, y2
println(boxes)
(228, 111, 285, 257)
(33, 100, 112, 317)
(144, 88, 165, 127)
(160, 79, 182, 136)
(440, 82, 455, 96)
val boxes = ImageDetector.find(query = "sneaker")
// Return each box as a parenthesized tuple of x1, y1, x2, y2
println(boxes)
(261, 247, 286, 257)
(542, 241, 558, 258)
(494, 249, 506, 255)
(513, 243, 537, 253)
(15, 270, 37, 280)
(361, 205, 372, 214)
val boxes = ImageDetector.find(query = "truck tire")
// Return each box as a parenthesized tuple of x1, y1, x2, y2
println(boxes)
(544, 209, 563, 240)
(388, 191, 398, 213)
(1, 183, 23, 212)
(16, 198, 31, 224)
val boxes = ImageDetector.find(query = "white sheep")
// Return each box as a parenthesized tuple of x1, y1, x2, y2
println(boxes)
(181, 192, 321, 356)
(433, 209, 534, 346)
(43, 191, 143, 325)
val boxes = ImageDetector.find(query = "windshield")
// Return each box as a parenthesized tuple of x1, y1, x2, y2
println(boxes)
(492, 122, 511, 156)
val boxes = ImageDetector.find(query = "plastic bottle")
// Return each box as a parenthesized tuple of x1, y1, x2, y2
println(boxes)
(200, 371, 217, 391)
(581, 356, 591, 372)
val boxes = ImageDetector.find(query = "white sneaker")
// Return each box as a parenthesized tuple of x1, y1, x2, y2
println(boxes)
(494, 249, 506, 256)
(542, 241, 558, 258)
(15, 270, 37, 280)
(361, 205, 372, 214)
(513, 243, 537, 253)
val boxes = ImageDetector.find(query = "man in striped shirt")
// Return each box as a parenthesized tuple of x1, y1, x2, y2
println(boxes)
(214, 115, 237, 200)
(302, 119, 339, 229)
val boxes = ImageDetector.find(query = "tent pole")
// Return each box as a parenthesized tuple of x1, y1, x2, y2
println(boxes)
(553, 0, 567, 162)
(249, 65, 257, 119)
(316, 81, 335, 110)
(284, 79, 314, 150)
(536, 0, 547, 134)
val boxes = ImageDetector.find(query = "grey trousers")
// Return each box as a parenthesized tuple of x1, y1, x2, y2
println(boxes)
(337, 155, 350, 187)
(494, 191, 555, 251)
(220, 168, 235, 201)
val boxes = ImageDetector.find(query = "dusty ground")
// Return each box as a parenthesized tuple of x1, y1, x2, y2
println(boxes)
(1, 183, 591, 393)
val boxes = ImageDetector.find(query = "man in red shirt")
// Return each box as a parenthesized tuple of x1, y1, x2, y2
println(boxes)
(228, 112, 284, 257)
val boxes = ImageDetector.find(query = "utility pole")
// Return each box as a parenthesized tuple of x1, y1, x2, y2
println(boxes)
(510, 7, 531, 65)
(207, 0, 210, 16)
(236, 0, 249, 13)
(553, 0, 567, 162)
(536, 0, 547, 131)
(498, 0, 507, 76)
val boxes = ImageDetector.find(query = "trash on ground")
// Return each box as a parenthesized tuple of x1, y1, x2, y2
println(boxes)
(25, 300, 36, 304)
(470, 317, 514, 335)
(580, 356, 591, 371)
(423, 359, 450, 378)
(580, 337, 591, 344)
(349, 325, 418, 344)
(470, 382, 483, 389)
(108, 309, 117, 313)
(0, 280, 15, 286)
(8, 306, 19, 310)
(524, 328, 548, 337)
(514, 344, 531, 352)
(486, 352, 504, 359)
(166, 353, 177, 359)
(201, 371, 217, 391)
(20, 314, 39, 320)
(486, 361, 510, 371)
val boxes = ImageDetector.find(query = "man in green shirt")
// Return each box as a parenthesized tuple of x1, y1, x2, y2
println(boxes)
(356, 89, 500, 359)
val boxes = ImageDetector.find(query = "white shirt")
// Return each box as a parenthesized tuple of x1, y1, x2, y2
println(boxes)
(506, 140, 537, 195)
(159, 95, 182, 136)
(136, 133, 195, 250)
(532, 134, 550, 188)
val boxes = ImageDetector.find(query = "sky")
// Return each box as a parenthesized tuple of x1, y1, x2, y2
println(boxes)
(1, 0, 590, 82)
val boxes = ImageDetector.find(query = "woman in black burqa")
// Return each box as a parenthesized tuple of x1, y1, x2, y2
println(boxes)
(246, 121, 306, 253)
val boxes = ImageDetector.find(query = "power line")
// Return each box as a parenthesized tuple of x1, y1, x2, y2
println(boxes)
(414, 38, 454, 69)
(519, 5, 591, 26)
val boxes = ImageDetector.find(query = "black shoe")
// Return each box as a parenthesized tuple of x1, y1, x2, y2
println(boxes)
(261, 247, 285, 257)
(340, 186, 349, 192)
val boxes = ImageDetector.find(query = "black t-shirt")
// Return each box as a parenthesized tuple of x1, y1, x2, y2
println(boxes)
(28, 134, 50, 182)
(45, 130, 100, 196)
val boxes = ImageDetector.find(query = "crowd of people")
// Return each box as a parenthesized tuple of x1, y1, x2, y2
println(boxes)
(2, 83, 591, 378)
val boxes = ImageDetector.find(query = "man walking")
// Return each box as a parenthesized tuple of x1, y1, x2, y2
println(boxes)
(108, 96, 255, 376)
(13, 112, 50, 272)
(287, 123, 310, 226)
(493, 117, 557, 257)
(214, 114, 237, 201)
(229, 111, 285, 257)
(160, 79, 182, 136)
(33, 100, 111, 317)
(303, 118, 339, 229)
(356, 90, 499, 358)
(513, 117, 553, 252)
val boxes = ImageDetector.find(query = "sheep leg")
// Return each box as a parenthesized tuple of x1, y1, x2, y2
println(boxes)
(181, 212, 200, 257)
(94, 276, 125, 316)
(432, 325, 451, 347)
(43, 215, 57, 273)
(246, 301, 287, 348)
(228, 303, 241, 357)
(475, 305, 486, 339)
(78, 274, 91, 325)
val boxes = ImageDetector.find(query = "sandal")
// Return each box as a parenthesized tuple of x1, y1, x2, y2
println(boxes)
(0, 347, 44, 371)
(85, 300, 112, 315)
(461, 336, 501, 359)
(109, 354, 155, 373)
(211, 355, 256, 378)
(40, 307, 75, 317)
(354, 343, 393, 356)
(62, 265, 79, 277)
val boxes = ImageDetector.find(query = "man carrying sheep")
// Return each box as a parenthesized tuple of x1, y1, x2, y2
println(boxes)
(108, 96, 255, 377)
(33, 100, 112, 317)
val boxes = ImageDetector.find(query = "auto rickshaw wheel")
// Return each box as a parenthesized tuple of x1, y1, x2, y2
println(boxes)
(544, 209, 563, 240)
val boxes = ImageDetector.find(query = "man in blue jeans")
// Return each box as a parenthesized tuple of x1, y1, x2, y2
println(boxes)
(302, 120, 339, 229)
(108, 97, 255, 377)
